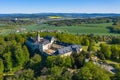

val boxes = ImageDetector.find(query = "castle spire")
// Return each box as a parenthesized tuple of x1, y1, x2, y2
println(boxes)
(36, 32, 40, 42)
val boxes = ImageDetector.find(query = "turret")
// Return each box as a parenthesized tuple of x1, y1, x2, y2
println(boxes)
(36, 32, 40, 42)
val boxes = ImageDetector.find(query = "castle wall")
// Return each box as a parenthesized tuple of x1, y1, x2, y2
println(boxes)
(60, 51, 72, 57)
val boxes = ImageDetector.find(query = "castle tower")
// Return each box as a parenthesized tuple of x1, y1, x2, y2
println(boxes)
(36, 32, 40, 42)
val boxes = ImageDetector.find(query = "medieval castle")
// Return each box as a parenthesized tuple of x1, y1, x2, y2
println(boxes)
(26, 33, 82, 56)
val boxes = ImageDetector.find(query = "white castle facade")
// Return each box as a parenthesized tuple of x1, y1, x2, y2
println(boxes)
(26, 33, 82, 56)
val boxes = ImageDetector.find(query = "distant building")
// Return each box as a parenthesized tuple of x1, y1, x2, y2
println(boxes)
(16, 28, 26, 33)
(26, 32, 82, 56)
(15, 18, 18, 21)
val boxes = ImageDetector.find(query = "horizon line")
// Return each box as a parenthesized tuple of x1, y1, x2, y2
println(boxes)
(0, 12, 120, 14)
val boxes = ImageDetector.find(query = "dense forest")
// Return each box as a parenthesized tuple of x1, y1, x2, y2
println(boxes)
(109, 21, 120, 33)
(0, 18, 35, 26)
(45, 17, 113, 26)
(0, 32, 120, 80)
(0, 17, 114, 27)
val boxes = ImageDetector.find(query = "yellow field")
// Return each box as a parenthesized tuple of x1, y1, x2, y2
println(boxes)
(48, 16, 62, 19)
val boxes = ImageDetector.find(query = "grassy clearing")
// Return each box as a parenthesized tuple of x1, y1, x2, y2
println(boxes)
(82, 46, 88, 51)
(80, 23, 112, 27)
(105, 60, 120, 65)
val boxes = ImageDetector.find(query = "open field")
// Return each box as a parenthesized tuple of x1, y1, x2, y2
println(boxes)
(22, 23, 119, 35)
(0, 24, 15, 35)
(0, 23, 120, 36)
(48, 16, 62, 19)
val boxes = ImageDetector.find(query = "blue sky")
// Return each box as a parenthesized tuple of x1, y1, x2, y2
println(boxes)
(0, 0, 120, 13)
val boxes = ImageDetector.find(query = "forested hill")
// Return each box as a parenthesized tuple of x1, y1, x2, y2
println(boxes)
(0, 13, 120, 18)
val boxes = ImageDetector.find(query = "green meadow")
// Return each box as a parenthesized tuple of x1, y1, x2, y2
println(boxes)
(23, 23, 117, 35)
(0, 23, 120, 36)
